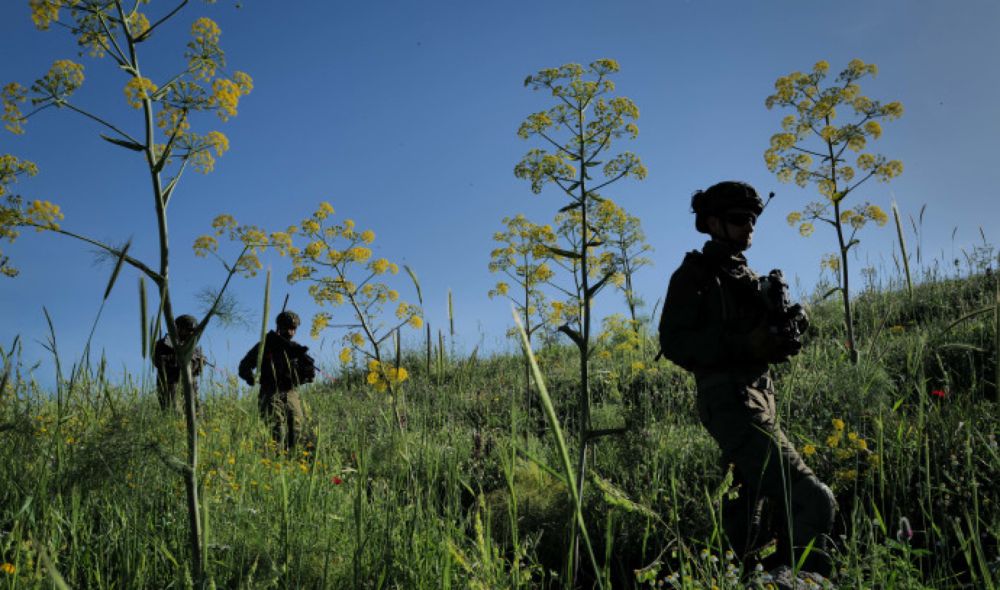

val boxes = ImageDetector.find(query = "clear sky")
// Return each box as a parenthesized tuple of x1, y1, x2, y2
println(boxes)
(2, 0, 999, 388)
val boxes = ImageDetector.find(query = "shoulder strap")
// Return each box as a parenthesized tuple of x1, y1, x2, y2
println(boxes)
(683, 250, 719, 290)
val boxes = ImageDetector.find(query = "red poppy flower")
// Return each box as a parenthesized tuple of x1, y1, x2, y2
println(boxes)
(930, 389, 946, 399)
(331, 476, 343, 485)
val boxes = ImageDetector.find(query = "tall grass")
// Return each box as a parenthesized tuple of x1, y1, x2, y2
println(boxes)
(1, 258, 998, 588)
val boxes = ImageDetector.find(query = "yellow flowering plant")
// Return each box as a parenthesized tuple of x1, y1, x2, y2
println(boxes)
(803, 417, 880, 494)
(765, 59, 903, 361)
(286, 202, 422, 406)
(488, 214, 556, 343)
(593, 198, 653, 332)
(4, 2, 256, 583)
(514, 60, 646, 584)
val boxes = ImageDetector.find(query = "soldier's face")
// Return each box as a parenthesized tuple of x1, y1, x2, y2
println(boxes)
(279, 326, 297, 340)
(709, 208, 756, 250)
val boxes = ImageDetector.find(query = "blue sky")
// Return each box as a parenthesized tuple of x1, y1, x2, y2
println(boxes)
(2, 0, 999, 388)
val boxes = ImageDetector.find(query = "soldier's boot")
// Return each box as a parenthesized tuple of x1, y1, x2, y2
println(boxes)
(790, 475, 837, 578)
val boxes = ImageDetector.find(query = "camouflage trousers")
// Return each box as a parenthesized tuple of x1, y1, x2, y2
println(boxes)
(696, 374, 836, 576)
(259, 388, 304, 451)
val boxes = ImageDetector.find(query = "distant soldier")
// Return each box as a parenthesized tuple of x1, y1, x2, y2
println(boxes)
(153, 314, 206, 412)
(238, 310, 316, 451)
(658, 181, 836, 586)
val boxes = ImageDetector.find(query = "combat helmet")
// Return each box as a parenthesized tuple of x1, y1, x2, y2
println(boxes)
(691, 181, 764, 234)
(276, 310, 301, 330)
(175, 314, 198, 332)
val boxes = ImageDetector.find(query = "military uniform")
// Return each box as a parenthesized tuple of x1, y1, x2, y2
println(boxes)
(659, 239, 836, 576)
(239, 330, 316, 451)
(153, 335, 206, 412)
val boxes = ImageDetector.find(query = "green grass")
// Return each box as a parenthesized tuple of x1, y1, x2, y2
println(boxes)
(1, 269, 998, 588)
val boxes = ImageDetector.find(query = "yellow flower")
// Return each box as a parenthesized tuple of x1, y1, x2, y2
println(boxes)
(408, 315, 423, 329)
(193, 235, 218, 257)
(786, 211, 802, 225)
(798, 222, 815, 237)
(232, 72, 254, 97)
(29, 0, 59, 30)
(128, 12, 151, 37)
(832, 418, 845, 431)
(350, 332, 365, 347)
(866, 204, 888, 226)
(45, 59, 86, 97)
(316, 201, 335, 220)
(361, 230, 375, 244)
(339, 347, 352, 364)
(835, 469, 857, 482)
(2, 562, 16, 574)
(124, 77, 157, 109)
(826, 434, 841, 448)
(310, 313, 329, 338)
(191, 17, 221, 45)
(304, 240, 325, 258)
(395, 302, 410, 320)
(371, 258, 390, 274)
(26, 199, 64, 230)
(2, 82, 27, 135)
(205, 131, 229, 157)
(348, 247, 371, 263)
(803, 444, 816, 456)
(211, 78, 242, 121)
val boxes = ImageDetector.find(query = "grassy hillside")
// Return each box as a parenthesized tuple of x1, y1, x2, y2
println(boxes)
(1, 271, 998, 589)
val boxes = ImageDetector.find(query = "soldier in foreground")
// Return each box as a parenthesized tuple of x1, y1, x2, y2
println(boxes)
(239, 311, 316, 451)
(658, 181, 836, 587)
(153, 314, 206, 412)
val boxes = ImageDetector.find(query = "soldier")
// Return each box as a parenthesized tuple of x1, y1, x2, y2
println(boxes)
(658, 181, 836, 586)
(238, 310, 316, 451)
(153, 314, 206, 412)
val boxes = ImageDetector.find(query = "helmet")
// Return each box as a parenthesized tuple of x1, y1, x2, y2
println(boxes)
(691, 181, 764, 233)
(276, 310, 301, 329)
(175, 314, 198, 331)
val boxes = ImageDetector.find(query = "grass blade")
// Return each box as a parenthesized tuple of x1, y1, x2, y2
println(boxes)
(510, 306, 604, 589)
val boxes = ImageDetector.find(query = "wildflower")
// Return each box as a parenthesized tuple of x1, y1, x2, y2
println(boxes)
(802, 444, 816, 456)
(331, 475, 343, 485)
(1, 563, 15, 574)
(930, 389, 946, 399)
(831, 418, 845, 431)
(124, 77, 158, 109)
(29, 0, 60, 29)
(211, 78, 243, 121)
(408, 315, 423, 329)
(316, 201, 334, 219)
(339, 347, 352, 364)
(896, 516, 913, 542)
(834, 468, 857, 482)
(360, 229, 375, 244)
